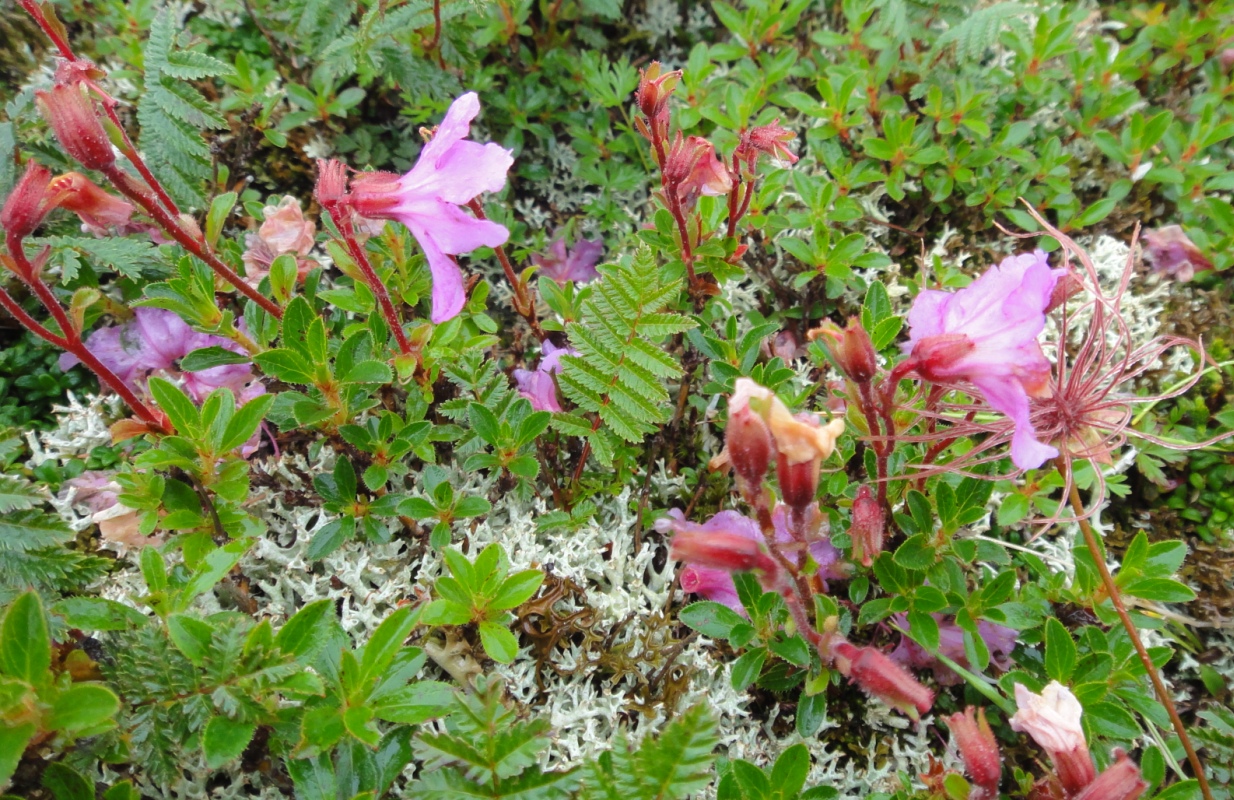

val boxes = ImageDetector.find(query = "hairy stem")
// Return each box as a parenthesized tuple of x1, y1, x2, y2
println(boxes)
(1061, 466, 1212, 800)
(323, 205, 413, 355)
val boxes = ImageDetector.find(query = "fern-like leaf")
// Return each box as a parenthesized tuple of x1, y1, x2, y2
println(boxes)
(137, 10, 233, 208)
(930, 2, 1030, 63)
(35, 236, 162, 283)
(580, 704, 717, 800)
(0, 475, 43, 512)
(557, 247, 694, 464)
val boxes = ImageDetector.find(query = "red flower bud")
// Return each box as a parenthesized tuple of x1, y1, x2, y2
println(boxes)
(833, 641, 934, 720)
(742, 119, 799, 165)
(850, 485, 884, 567)
(777, 450, 820, 515)
(0, 161, 56, 240)
(1072, 751, 1146, 800)
(815, 317, 878, 383)
(726, 391, 774, 493)
(36, 84, 114, 171)
(945, 707, 1001, 798)
(635, 62, 681, 125)
(669, 529, 779, 579)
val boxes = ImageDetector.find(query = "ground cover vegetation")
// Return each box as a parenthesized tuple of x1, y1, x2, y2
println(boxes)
(1, 0, 1234, 798)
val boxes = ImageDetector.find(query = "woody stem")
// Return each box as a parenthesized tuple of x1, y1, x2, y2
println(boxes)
(2, 240, 165, 428)
(100, 166, 284, 319)
(1061, 466, 1212, 800)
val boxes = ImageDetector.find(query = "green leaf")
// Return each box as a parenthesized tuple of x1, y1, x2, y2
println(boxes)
(360, 606, 418, 683)
(52, 598, 146, 631)
(149, 377, 201, 436)
(253, 348, 317, 384)
(41, 763, 94, 800)
(796, 691, 828, 737)
(1121, 577, 1196, 603)
(1084, 700, 1139, 740)
(180, 540, 250, 607)
(468, 403, 503, 445)
(0, 592, 49, 683)
(167, 613, 215, 665)
(679, 601, 744, 640)
(490, 570, 544, 611)
(894, 534, 936, 570)
(203, 715, 257, 768)
(220, 393, 275, 452)
(478, 621, 519, 663)
(306, 517, 354, 560)
(371, 680, 454, 724)
(181, 346, 254, 372)
(771, 743, 810, 796)
(768, 635, 812, 667)
(342, 360, 394, 385)
(343, 705, 382, 747)
(276, 598, 335, 660)
(0, 722, 35, 787)
(1044, 617, 1077, 682)
(46, 683, 120, 734)
(731, 647, 767, 692)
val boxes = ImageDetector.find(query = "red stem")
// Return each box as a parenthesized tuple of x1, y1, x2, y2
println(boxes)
(18, 0, 75, 60)
(101, 165, 284, 319)
(2, 236, 165, 428)
(323, 204, 413, 355)
(466, 199, 546, 341)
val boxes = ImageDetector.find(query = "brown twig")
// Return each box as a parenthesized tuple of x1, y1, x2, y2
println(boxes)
(1060, 462, 1213, 800)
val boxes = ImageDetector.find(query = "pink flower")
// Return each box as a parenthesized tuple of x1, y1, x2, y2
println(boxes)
(905, 250, 1066, 470)
(513, 340, 575, 412)
(59, 308, 264, 420)
(533, 235, 604, 284)
(1010, 682, 1095, 795)
(1142, 225, 1212, 282)
(890, 613, 1017, 685)
(47, 172, 143, 237)
(1073, 751, 1146, 800)
(242, 196, 317, 285)
(349, 92, 514, 323)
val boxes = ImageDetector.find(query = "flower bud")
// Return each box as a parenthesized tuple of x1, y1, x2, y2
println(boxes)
(669, 529, 780, 579)
(0, 161, 56, 240)
(814, 317, 878, 383)
(1073, 751, 1146, 800)
(742, 119, 799, 165)
(945, 707, 1001, 798)
(36, 85, 115, 171)
(833, 641, 934, 720)
(635, 62, 681, 124)
(777, 447, 821, 515)
(675, 136, 733, 209)
(850, 485, 884, 567)
(726, 379, 775, 493)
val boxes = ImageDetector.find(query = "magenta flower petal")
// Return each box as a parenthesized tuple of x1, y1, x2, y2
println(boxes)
(972, 375, 1059, 469)
(681, 565, 742, 611)
(403, 139, 515, 206)
(409, 225, 468, 324)
(906, 250, 1065, 469)
(513, 368, 562, 412)
(397, 200, 509, 255)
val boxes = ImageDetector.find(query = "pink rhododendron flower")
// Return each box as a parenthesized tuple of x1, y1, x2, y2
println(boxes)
(890, 613, 1017, 685)
(1010, 681, 1095, 794)
(1142, 225, 1212, 282)
(59, 309, 265, 454)
(242, 196, 317, 285)
(905, 250, 1065, 470)
(349, 92, 514, 323)
(533, 235, 603, 284)
(513, 340, 575, 412)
